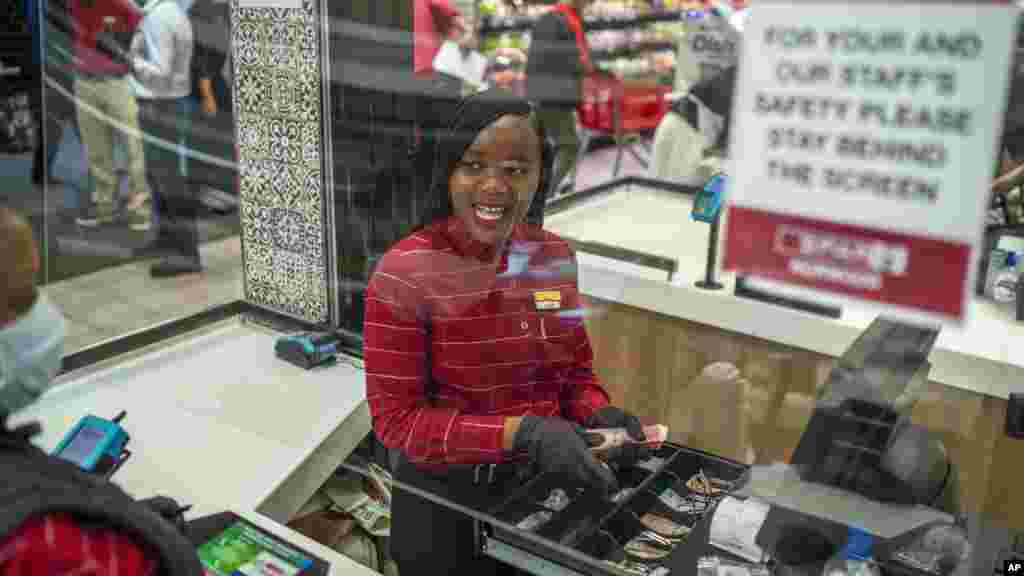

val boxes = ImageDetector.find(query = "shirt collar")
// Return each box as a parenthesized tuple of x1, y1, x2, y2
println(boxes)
(439, 216, 527, 263)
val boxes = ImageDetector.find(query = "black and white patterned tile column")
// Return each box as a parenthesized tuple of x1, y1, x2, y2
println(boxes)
(229, 0, 328, 324)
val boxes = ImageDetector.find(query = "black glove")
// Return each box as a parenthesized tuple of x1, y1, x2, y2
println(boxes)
(587, 406, 651, 468)
(514, 415, 618, 498)
(139, 496, 191, 533)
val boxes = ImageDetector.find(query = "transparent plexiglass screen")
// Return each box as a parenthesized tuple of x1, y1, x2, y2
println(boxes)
(320, 1, 1023, 575)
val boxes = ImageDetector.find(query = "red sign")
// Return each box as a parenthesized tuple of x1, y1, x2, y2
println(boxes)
(722, 2, 1016, 321)
(724, 207, 970, 317)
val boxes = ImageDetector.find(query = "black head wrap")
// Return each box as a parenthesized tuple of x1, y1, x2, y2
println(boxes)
(418, 88, 551, 230)
(671, 65, 737, 152)
(689, 65, 737, 120)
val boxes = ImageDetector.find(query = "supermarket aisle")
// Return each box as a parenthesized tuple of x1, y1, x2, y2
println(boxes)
(564, 137, 653, 193)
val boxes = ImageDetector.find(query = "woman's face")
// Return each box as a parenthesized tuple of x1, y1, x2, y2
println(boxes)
(448, 114, 542, 247)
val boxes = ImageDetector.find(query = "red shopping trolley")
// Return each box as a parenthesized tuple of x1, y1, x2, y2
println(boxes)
(571, 73, 672, 188)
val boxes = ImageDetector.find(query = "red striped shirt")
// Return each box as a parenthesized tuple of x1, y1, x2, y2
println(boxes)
(365, 217, 611, 467)
(0, 514, 158, 576)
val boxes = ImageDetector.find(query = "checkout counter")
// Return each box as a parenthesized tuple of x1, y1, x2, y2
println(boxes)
(334, 316, 1019, 576)
(9, 305, 1020, 576)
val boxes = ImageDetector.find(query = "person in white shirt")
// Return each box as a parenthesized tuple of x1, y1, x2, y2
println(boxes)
(651, 66, 734, 186)
(130, 0, 200, 277)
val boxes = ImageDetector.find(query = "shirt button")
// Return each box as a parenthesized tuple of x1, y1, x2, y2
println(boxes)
(521, 321, 529, 330)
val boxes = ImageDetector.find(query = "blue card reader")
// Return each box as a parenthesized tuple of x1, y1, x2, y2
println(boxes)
(52, 411, 131, 478)
(275, 332, 341, 370)
(692, 173, 726, 223)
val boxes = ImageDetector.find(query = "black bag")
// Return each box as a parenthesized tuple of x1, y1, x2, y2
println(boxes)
(0, 417, 204, 576)
(94, 25, 135, 66)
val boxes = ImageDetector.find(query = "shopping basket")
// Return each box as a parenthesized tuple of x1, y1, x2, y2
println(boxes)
(570, 74, 671, 189)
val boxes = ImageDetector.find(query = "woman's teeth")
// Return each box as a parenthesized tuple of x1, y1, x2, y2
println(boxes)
(475, 205, 506, 221)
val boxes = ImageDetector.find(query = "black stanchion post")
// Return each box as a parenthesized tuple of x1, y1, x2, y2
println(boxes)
(696, 210, 724, 290)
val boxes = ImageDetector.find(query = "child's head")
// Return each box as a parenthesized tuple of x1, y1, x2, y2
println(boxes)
(0, 207, 40, 327)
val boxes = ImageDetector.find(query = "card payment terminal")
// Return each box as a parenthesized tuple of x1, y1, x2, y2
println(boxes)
(275, 332, 341, 370)
(52, 411, 131, 478)
(692, 172, 725, 223)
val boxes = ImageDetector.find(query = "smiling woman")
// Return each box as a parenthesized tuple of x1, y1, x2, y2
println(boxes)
(363, 88, 650, 573)
(416, 88, 552, 236)
(448, 114, 543, 245)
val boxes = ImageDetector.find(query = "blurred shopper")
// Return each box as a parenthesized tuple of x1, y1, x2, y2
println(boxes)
(413, 0, 471, 77)
(71, 0, 150, 230)
(27, 0, 46, 184)
(130, 0, 200, 277)
(525, 0, 594, 196)
(187, 0, 235, 206)
(992, 74, 1024, 195)
(33, 0, 86, 187)
(0, 206, 205, 576)
(651, 65, 735, 185)
(31, 0, 59, 183)
(187, 0, 224, 119)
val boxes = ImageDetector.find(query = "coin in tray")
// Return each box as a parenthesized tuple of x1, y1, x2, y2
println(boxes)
(634, 456, 667, 473)
(610, 487, 636, 503)
(538, 488, 572, 512)
(515, 510, 553, 532)
(609, 559, 670, 576)
(605, 559, 670, 576)
(641, 512, 692, 540)
(624, 538, 672, 561)
(658, 488, 708, 514)
(681, 484, 720, 506)
(686, 472, 732, 497)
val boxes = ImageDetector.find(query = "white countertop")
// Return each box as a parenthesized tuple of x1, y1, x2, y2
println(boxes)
(546, 185, 1024, 399)
(8, 317, 375, 567)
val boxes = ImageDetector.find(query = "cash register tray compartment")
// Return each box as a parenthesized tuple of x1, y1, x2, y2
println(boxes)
(485, 444, 748, 575)
(573, 444, 749, 569)
(484, 445, 678, 576)
(489, 445, 678, 545)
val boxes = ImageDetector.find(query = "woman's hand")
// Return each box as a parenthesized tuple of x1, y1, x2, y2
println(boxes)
(512, 415, 619, 497)
(587, 406, 651, 467)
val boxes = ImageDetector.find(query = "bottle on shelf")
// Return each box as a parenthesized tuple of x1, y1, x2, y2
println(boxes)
(993, 252, 1021, 309)
(822, 528, 882, 576)
(985, 248, 1011, 298)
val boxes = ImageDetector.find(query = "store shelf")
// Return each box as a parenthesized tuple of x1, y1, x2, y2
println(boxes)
(479, 10, 685, 35)
(591, 41, 676, 62)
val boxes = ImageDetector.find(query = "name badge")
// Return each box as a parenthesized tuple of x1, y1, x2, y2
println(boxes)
(534, 290, 562, 311)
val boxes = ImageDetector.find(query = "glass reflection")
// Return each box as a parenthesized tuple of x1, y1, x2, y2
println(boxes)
(26, 0, 241, 353)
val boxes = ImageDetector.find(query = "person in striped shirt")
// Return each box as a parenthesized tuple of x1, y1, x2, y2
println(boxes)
(365, 88, 648, 573)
